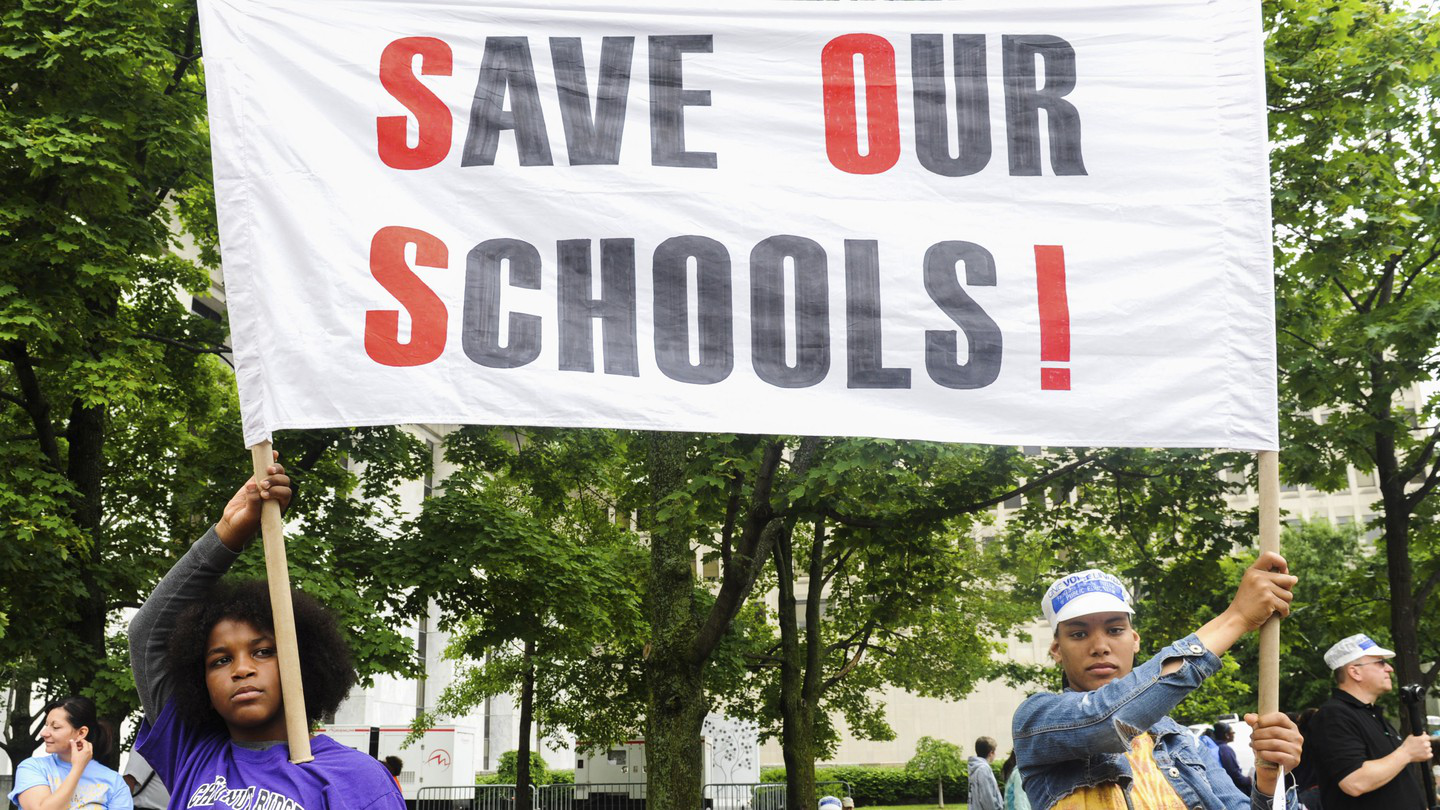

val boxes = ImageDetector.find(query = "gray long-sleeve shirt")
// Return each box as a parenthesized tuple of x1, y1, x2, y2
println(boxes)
(128, 527, 241, 722)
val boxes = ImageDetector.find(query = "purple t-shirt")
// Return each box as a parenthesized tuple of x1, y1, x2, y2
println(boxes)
(136, 699, 402, 810)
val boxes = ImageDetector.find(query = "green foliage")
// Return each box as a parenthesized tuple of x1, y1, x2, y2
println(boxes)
(907, 737, 967, 782)
(390, 427, 649, 748)
(1172, 654, 1251, 726)
(0, 0, 434, 768)
(497, 750, 550, 785)
(0, 0, 222, 764)
(1000, 449, 1257, 689)
(731, 438, 1070, 789)
(766, 765, 972, 806)
(477, 767, 572, 786)
(1266, 0, 1440, 691)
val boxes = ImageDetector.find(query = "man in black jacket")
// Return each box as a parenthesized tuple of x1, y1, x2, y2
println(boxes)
(1306, 634, 1433, 810)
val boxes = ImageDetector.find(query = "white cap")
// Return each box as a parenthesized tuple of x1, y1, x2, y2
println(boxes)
(1324, 633, 1396, 670)
(1043, 569, 1134, 630)
(819, 798, 842, 810)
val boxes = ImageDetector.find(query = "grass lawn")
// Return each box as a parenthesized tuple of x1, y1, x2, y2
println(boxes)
(865, 805, 968, 810)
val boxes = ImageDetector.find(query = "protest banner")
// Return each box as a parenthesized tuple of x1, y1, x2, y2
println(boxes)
(199, 0, 1276, 453)
(195, 0, 1283, 755)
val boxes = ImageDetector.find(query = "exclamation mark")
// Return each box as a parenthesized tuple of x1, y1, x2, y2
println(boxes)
(1035, 245, 1070, 390)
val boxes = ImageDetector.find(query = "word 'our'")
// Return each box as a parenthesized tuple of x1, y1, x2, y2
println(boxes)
(377, 34, 1086, 176)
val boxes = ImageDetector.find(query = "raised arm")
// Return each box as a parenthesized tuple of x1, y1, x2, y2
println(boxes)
(128, 462, 291, 720)
(1013, 634, 1222, 764)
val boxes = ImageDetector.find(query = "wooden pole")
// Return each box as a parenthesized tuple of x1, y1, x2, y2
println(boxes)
(1257, 449, 1281, 717)
(250, 441, 314, 764)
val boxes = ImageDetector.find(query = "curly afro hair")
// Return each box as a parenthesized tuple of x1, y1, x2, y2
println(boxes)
(165, 579, 357, 734)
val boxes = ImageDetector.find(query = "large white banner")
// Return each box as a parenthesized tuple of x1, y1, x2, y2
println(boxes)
(198, 0, 1277, 450)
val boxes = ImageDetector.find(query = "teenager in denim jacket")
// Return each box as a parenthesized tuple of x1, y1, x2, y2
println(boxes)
(1012, 556, 1304, 810)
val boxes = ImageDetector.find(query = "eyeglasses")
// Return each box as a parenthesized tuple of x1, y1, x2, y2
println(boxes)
(1352, 660, 1391, 670)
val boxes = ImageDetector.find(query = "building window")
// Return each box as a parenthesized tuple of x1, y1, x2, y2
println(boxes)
(191, 297, 222, 323)
(423, 440, 435, 499)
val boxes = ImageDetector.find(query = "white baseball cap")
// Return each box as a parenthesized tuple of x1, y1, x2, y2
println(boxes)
(1043, 569, 1134, 630)
(1324, 633, 1396, 670)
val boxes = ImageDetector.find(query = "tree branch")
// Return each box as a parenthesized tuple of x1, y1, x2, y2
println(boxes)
(164, 11, 200, 97)
(0, 341, 62, 467)
(1398, 424, 1440, 486)
(1414, 562, 1440, 612)
(1278, 327, 1327, 355)
(802, 517, 826, 703)
(718, 469, 743, 571)
(821, 546, 856, 588)
(135, 331, 231, 355)
(822, 617, 877, 693)
(1394, 242, 1440, 302)
(694, 437, 822, 663)
(826, 452, 1098, 530)
(1403, 456, 1440, 512)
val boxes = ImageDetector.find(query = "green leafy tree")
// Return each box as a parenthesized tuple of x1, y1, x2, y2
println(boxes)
(0, 0, 218, 768)
(1000, 449, 1259, 714)
(1214, 521, 1398, 715)
(907, 736, 966, 808)
(1267, 0, 1440, 705)
(390, 427, 647, 794)
(0, 3, 436, 776)
(497, 750, 550, 785)
(642, 432, 826, 810)
(752, 440, 1092, 810)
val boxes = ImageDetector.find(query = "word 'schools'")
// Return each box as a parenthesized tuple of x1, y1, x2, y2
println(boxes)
(198, 0, 1278, 453)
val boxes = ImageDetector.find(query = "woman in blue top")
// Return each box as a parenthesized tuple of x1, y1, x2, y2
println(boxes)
(8, 696, 132, 810)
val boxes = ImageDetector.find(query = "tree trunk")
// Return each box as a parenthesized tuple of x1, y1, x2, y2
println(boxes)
(774, 527, 817, 810)
(516, 639, 536, 803)
(1375, 419, 1424, 733)
(66, 402, 117, 768)
(646, 433, 708, 810)
(3, 679, 37, 777)
(938, 778, 945, 808)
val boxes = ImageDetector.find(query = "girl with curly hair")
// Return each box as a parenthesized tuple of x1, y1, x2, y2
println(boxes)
(127, 461, 401, 810)
(9, 696, 132, 810)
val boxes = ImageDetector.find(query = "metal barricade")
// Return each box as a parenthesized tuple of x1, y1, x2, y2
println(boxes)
(417, 785, 525, 810)
(702, 782, 852, 810)
(703, 783, 783, 810)
(536, 783, 646, 810)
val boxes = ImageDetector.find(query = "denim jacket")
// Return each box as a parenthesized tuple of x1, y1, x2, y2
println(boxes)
(1012, 634, 1297, 810)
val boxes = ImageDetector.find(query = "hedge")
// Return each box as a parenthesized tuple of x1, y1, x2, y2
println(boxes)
(758, 765, 971, 806)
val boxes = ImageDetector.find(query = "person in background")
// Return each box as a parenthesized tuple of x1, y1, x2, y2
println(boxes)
(1214, 723, 1252, 794)
(1306, 634, 1430, 810)
(1003, 752, 1032, 810)
(382, 756, 403, 791)
(9, 696, 133, 810)
(1292, 708, 1321, 809)
(121, 750, 169, 810)
(1198, 727, 1224, 768)
(969, 736, 1003, 810)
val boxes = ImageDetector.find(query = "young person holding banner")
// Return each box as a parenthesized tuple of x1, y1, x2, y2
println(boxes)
(127, 462, 403, 810)
(1012, 557, 1304, 810)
